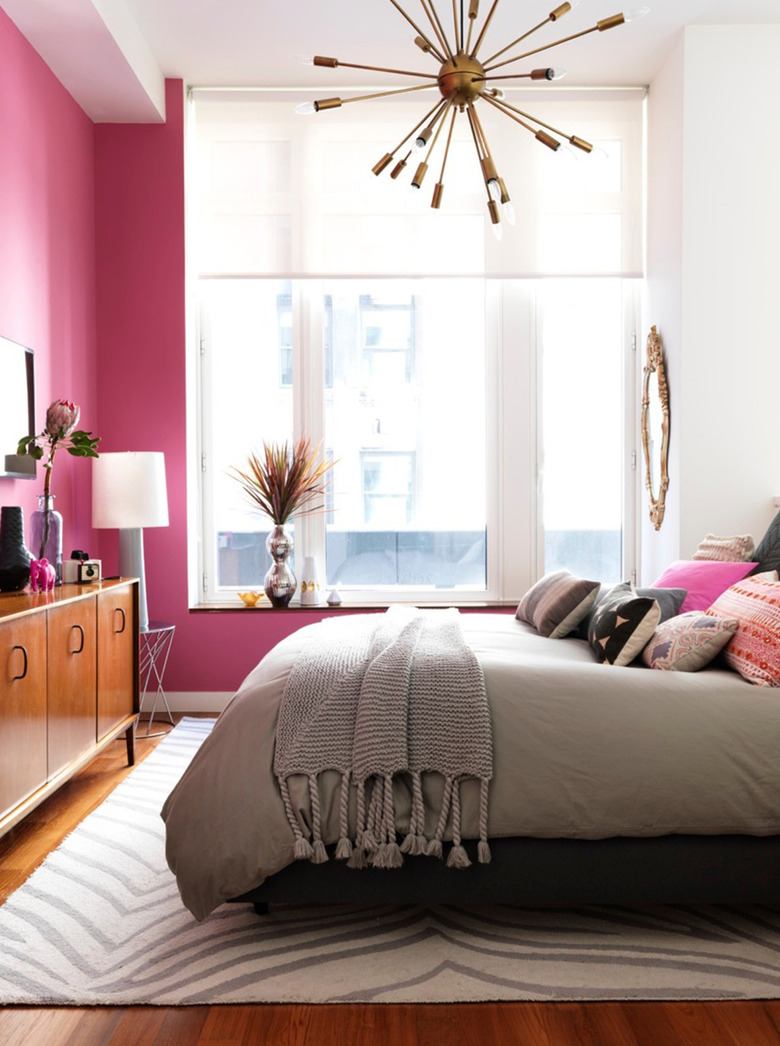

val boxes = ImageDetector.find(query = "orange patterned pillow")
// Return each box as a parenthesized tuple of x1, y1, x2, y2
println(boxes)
(706, 572, 780, 686)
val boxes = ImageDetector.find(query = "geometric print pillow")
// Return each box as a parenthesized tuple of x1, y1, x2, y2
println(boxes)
(642, 611, 739, 672)
(706, 572, 780, 686)
(587, 583, 661, 667)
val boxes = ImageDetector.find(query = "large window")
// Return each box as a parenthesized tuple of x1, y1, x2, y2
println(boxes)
(190, 89, 643, 605)
(199, 277, 489, 599)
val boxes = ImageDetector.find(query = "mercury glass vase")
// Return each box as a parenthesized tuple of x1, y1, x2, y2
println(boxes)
(0, 506, 33, 592)
(264, 524, 296, 607)
(30, 493, 63, 584)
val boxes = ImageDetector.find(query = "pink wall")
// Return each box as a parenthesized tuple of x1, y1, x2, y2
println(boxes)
(0, 8, 98, 551)
(0, 17, 340, 698)
(2, 27, 463, 698)
(93, 80, 338, 693)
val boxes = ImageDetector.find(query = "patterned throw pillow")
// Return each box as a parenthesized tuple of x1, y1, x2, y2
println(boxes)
(652, 560, 757, 613)
(642, 612, 739, 672)
(706, 572, 780, 686)
(587, 584, 661, 667)
(577, 582, 686, 639)
(751, 511, 780, 576)
(516, 570, 600, 639)
(692, 533, 755, 562)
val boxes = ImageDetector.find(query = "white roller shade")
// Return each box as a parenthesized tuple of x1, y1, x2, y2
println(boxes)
(190, 88, 644, 278)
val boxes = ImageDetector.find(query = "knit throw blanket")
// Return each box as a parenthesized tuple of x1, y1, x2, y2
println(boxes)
(274, 607, 493, 870)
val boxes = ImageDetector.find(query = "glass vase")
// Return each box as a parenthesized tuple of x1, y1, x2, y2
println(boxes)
(264, 524, 296, 607)
(30, 494, 63, 584)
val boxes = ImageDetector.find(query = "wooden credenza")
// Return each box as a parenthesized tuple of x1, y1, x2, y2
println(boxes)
(0, 578, 139, 838)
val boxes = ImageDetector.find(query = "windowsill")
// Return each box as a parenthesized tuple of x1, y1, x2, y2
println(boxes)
(191, 600, 518, 613)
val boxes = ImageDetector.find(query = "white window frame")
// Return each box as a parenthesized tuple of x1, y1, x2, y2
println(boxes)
(194, 276, 638, 606)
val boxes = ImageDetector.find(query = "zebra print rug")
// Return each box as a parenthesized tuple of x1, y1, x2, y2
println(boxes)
(2, 717, 780, 1005)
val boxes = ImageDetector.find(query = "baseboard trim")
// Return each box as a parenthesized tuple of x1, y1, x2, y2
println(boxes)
(152, 692, 233, 714)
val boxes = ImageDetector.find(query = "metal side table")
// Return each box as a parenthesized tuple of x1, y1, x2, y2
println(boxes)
(139, 621, 176, 737)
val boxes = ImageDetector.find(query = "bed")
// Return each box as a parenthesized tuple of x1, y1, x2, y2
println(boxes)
(162, 608, 780, 921)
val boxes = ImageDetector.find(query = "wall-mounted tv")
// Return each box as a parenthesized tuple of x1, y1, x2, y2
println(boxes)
(0, 335, 36, 479)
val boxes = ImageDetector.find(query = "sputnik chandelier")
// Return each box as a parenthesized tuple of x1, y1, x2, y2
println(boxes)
(297, 0, 649, 233)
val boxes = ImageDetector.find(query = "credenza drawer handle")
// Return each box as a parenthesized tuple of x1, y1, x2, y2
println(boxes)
(114, 607, 126, 634)
(12, 644, 28, 681)
(71, 624, 85, 654)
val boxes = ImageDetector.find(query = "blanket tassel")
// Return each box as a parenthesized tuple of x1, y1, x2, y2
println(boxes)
(361, 781, 381, 857)
(478, 777, 491, 864)
(279, 776, 315, 861)
(446, 777, 472, 869)
(401, 770, 427, 856)
(335, 770, 353, 860)
(293, 836, 314, 860)
(348, 779, 369, 869)
(426, 775, 453, 861)
(309, 773, 329, 864)
(373, 774, 403, 868)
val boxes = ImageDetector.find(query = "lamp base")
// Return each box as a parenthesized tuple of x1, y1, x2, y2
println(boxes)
(118, 528, 149, 630)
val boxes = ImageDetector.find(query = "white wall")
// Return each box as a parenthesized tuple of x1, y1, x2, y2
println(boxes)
(643, 34, 684, 582)
(643, 25, 780, 582)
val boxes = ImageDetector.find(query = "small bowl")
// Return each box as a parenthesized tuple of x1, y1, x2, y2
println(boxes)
(238, 591, 264, 607)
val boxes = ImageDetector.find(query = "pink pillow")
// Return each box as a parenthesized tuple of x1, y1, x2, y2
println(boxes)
(652, 559, 757, 613)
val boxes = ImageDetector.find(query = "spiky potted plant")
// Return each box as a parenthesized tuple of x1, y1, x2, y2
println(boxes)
(231, 438, 334, 606)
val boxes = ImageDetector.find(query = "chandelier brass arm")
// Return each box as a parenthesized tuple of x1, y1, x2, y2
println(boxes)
(312, 82, 437, 113)
(464, 0, 480, 54)
(451, 0, 462, 52)
(387, 0, 446, 62)
(421, 0, 456, 62)
(313, 55, 438, 79)
(481, 2, 580, 67)
(483, 13, 633, 74)
(432, 106, 459, 208)
(470, 0, 501, 59)
(484, 94, 594, 152)
(465, 102, 502, 230)
(372, 97, 448, 175)
(412, 97, 455, 189)
(296, 0, 649, 232)
(481, 93, 562, 152)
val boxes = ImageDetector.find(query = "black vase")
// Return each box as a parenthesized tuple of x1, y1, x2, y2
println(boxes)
(0, 506, 33, 592)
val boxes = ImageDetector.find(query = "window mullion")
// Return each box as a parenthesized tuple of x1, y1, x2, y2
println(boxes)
(499, 280, 538, 602)
(294, 281, 327, 579)
(197, 289, 217, 604)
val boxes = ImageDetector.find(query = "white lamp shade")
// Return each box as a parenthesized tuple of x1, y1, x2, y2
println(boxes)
(92, 452, 169, 529)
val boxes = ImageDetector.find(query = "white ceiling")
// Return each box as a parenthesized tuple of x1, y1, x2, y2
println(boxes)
(3, 0, 780, 122)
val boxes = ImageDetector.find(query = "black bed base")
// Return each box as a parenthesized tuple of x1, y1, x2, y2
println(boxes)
(231, 835, 780, 913)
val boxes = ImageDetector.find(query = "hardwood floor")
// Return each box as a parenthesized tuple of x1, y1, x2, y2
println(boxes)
(2, 721, 780, 1045)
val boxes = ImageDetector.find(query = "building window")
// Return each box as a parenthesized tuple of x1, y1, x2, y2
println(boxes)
(362, 451, 415, 525)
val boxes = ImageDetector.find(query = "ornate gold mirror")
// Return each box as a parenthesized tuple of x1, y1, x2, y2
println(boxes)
(641, 325, 670, 531)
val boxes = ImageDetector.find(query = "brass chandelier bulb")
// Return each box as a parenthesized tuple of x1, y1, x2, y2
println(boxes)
(298, 0, 649, 228)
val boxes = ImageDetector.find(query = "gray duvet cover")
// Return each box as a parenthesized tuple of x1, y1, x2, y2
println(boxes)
(162, 613, 780, 919)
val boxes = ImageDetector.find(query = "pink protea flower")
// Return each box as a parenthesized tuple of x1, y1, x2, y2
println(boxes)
(16, 399, 100, 562)
(45, 400, 80, 440)
(17, 401, 100, 532)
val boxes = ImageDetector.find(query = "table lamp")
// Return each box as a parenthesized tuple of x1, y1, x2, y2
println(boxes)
(92, 452, 169, 630)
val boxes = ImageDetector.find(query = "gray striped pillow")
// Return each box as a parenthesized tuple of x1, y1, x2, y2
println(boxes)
(516, 571, 600, 639)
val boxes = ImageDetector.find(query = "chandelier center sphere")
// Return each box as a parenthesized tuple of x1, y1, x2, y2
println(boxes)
(437, 54, 486, 106)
